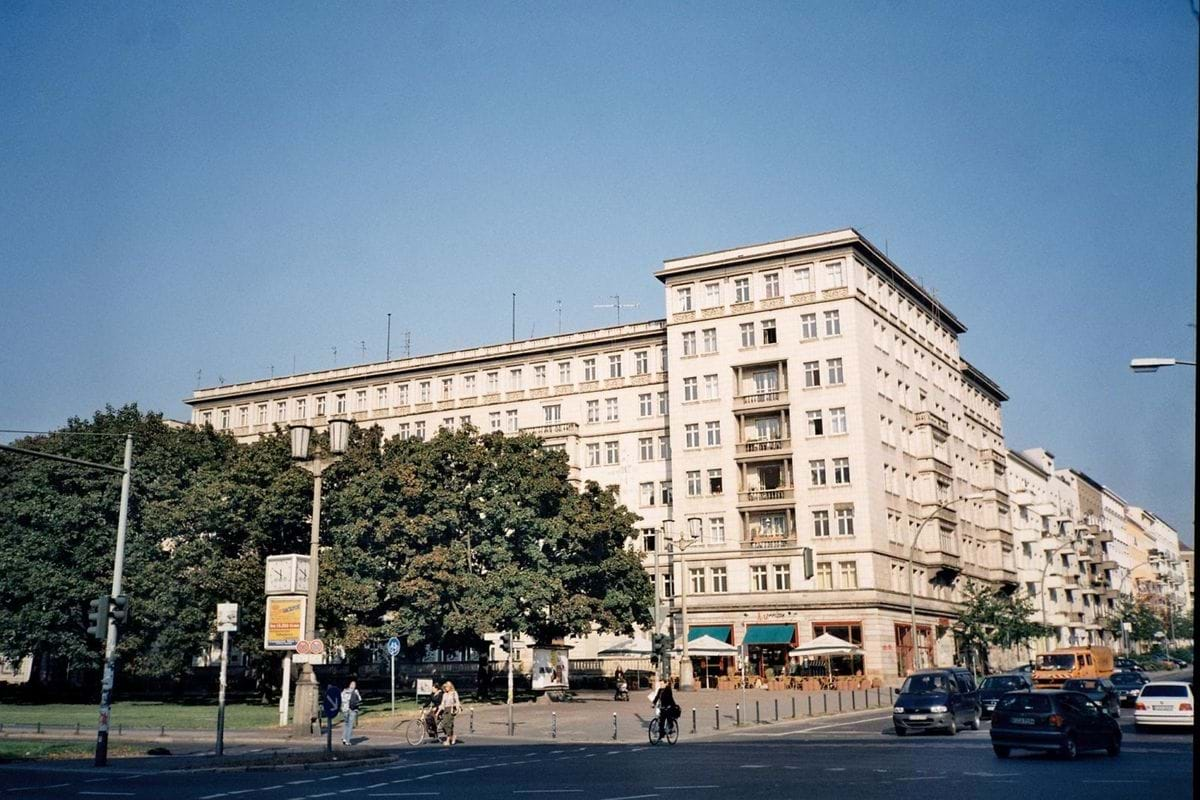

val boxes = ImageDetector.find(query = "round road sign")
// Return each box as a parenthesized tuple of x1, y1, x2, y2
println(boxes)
(310, 639, 324, 655)
(296, 639, 310, 654)
(386, 637, 401, 657)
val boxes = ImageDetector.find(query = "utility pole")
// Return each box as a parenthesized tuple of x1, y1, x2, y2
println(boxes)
(95, 435, 133, 766)
(506, 631, 514, 735)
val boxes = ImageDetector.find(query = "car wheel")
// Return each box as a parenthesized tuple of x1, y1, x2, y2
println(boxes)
(993, 745, 1011, 759)
(894, 725, 907, 737)
(968, 709, 981, 731)
(945, 717, 957, 736)
(1106, 737, 1121, 757)
(1060, 734, 1078, 760)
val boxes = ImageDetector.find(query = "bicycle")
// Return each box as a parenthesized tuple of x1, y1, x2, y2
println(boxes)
(400, 707, 445, 746)
(647, 710, 679, 745)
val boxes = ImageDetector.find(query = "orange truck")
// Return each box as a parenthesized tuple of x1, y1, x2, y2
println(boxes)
(1032, 646, 1114, 688)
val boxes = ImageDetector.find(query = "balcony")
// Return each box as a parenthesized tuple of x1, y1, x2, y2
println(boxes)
(988, 566, 1019, 587)
(1067, 611, 1084, 623)
(1095, 530, 1114, 543)
(1098, 559, 1117, 572)
(925, 534, 961, 574)
(521, 422, 580, 440)
(733, 390, 789, 412)
(734, 438, 792, 459)
(737, 487, 796, 507)
(916, 455, 953, 481)
(914, 410, 950, 436)
(741, 535, 799, 552)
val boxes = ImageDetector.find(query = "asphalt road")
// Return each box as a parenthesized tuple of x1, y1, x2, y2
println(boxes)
(1, 704, 1191, 800)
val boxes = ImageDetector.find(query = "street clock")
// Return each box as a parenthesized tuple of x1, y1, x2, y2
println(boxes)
(265, 554, 309, 595)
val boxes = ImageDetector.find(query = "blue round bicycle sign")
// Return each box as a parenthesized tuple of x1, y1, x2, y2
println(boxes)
(386, 637, 400, 657)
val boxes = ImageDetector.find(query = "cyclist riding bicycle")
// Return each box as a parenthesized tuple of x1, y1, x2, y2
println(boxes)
(650, 680, 680, 721)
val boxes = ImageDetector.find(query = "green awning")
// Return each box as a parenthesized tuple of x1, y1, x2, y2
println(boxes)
(743, 624, 796, 645)
(689, 625, 732, 642)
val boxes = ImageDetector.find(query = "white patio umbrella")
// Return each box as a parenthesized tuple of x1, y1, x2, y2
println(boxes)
(674, 634, 739, 657)
(789, 633, 864, 680)
(597, 637, 653, 657)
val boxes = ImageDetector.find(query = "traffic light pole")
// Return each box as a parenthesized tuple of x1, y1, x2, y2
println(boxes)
(95, 434, 133, 767)
(506, 631, 514, 736)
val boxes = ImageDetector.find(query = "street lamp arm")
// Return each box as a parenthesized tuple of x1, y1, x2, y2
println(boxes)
(905, 496, 976, 672)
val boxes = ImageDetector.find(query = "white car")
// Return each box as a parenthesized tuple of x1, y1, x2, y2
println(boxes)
(1133, 681, 1194, 730)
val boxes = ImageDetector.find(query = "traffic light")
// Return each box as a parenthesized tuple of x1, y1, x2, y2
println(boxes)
(87, 595, 110, 640)
(802, 547, 814, 580)
(110, 595, 130, 626)
(499, 632, 512, 655)
(652, 633, 671, 659)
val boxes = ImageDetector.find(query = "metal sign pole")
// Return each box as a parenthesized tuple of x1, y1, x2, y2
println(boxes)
(95, 434, 133, 767)
(279, 653, 292, 727)
(390, 654, 395, 716)
(216, 629, 229, 756)
(507, 631, 514, 736)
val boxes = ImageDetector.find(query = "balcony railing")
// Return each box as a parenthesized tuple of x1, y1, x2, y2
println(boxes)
(733, 390, 789, 410)
(521, 422, 580, 437)
(735, 438, 790, 455)
(741, 536, 798, 551)
(737, 487, 795, 504)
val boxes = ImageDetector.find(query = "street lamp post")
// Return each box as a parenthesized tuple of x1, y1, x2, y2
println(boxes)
(289, 419, 350, 735)
(1129, 357, 1196, 373)
(676, 518, 703, 691)
(1040, 539, 1076, 653)
(1115, 558, 1164, 655)
(652, 518, 672, 683)
(906, 494, 981, 672)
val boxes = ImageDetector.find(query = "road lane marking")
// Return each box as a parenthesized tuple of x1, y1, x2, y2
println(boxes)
(746, 713, 893, 736)
(512, 792, 584, 795)
(366, 794, 440, 797)
(79, 794, 137, 797)
(652, 786, 718, 790)
(600, 795, 660, 800)
(895, 776, 948, 781)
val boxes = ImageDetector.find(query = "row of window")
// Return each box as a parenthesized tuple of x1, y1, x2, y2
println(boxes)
(673, 260, 848, 313)
(638, 507, 856, 540)
(656, 559, 859, 596)
(679, 319, 843, 359)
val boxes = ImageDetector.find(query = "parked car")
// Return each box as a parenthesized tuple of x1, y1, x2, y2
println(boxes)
(892, 668, 982, 736)
(979, 673, 1033, 718)
(1109, 670, 1149, 706)
(1164, 656, 1190, 669)
(1133, 682, 1194, 730)
(990, 690, 1121, 759)
(1114, 657, 1139, 671)
(1062, 678, 1121, 717)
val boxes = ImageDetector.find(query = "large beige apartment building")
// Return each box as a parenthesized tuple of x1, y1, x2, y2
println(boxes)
(191, 227, 1167, 679)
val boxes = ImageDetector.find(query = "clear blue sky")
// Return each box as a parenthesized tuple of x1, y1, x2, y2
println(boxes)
(2, 2, 1195, 542)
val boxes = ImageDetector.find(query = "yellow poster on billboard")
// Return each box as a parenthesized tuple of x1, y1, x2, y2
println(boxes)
(264, 595, 306, 650)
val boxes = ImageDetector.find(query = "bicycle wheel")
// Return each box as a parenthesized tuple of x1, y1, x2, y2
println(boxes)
(664, 717, 678, 745)
(404, 718, 427, 746)
(647, 718, 662, 745)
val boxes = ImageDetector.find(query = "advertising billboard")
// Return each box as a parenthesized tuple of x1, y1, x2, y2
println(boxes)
(264, 595, 306, 650)
(531, 646, 569, 691)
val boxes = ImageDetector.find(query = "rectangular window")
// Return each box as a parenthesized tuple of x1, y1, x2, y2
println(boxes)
(376, 387, 388, 408)
(761, 319, 777, 345)
(658, 435, 671, 460)
(824, 310, 841, 336)
(739, 322, 755, 348)
(639, 437, 654, 461)
(662, 570, 675, 599)
(534, 365, 547, 387)
(639, 482, 655, 507)
(774, 564, 791, 591)
(707, 468, 723, 494)
(734, 277, 751, 303)
(681, 332, 697, 356)
(690, 568, 705, 595)
(238, 406, 249, 427)
(397, 385, 409, 405)
(686, 470, 702, 496)
(703, 374, 719, 400)
(605, 397, 619, 421)
(829, 407, 847, 434)
(709, 517, 725, 544)
(711, 567, 728, 593)
(825, 261, 844, 287)
(558, 362, 571, 384)
(683, 377, 698, 402)
(827, 358, 844, 385)
(658, 391, 669, 415)
(605, 440, 620, 464)
(276, 400, 287, 421)
(836, 507, 855, 536)
(509, 369, 522, 390)
(419, 382, 431, 403)
(219, 409, 229, 429)
(489, 411, 501, 430)
(586, 400, 600, 423)
(634, 350, 648, 375)
(810, 459, 827, 486)
(807, 410, 824, 436)
(586, 443, 601, 467)
(486, 372, 499, 393)
(643, 529, 657, 553)
(441, 417, 455, 431)
(751, 565, 768, 592)
(677, 286, 693, 312)
(411, 421, 425, 440)
(295, 399, 306, 419)
(441, 378, 453, 400)
(702, 328, 718, 353)
(658, 347, 668, 372)
(355, 390, 367, 411)
(399, 422, 410, 439)
(704, 282, 721, 307)
(544, 404, 561, 423)
(464, 374, 476, 395)
(813, 510, 831, 538)
(706, 421, 721, 446)
(583, 358, 597, 381)
(608, 354, 622, 378)
(659, 480, 673, 505)
(839, 560, 858, 588)
(804, 361, 821, 387)
(684, 424, 700, 449)
(506, 409, 518, 432)
(816, 562, 833, 590)
(833, 458, 850, 485)
(639, 393, 653, 417)
(763, 272, 780, 298)
(335, 394, 347, 414)
(800, 313, 817, 339)
(795, 267, 812, 293)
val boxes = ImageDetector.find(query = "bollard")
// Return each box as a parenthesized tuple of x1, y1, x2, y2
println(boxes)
(852, 691, 856, 710)
(612, 712, 617, 741)
(823, 694, 828, 715)
(792, 696, 796, 718)
(838, 692, 843, 712)
(75, 722, 80, 735)
(715, 705, 720, 730)
(470, 708, 475, 734)
(36, 722, 41, 734)
(691, 708, 697, 734)
(755, 700, 760, 724)
(774, 698, 779, 721)
(807, 696, 812, 717)
(877, 687, 882, 706)
(160, 725, 165, 737)
(735, 703, 741, 727)
(552, 712, 557, 739)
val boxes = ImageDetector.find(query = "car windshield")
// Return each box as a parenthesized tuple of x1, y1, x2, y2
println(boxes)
(981, 676, 1025, 691)
(1063, 680, 1099, 692)
(1140, 685, 1189, 698)
(995, 694, 1051, 713)
(1037, 654, 1076, 669)
(901, 674, 948, 693)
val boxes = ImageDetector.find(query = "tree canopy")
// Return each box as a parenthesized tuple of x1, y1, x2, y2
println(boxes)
(0, 406, 652, 689)
(953, 581, 1049, 671)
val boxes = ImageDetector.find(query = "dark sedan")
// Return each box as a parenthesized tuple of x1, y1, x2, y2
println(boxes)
(979, 673, 1033, 718)
(990, 690, 1121, 759)
(1109, 670, 1149, 706)
(1062, 678, 1121, 717)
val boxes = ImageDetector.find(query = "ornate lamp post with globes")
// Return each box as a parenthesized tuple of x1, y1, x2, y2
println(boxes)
(288, 418, 351, 735)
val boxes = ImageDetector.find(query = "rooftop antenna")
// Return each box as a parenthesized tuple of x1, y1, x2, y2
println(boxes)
(403, 330, 411, 357)
(332, 346, 337, 366)
(594, 294, 639, 324)
(556, 299, 562, 334)
(360, 340, 367, 361)
(292, 355, 296, 374)
(196, 369, 202, 388)
(386, 313, 392, 361)
(512, 293, 516, 342)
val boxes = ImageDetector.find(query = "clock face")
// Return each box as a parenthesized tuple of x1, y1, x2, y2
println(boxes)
(296, 563, 309, 591)
(266, 564, 290, 593)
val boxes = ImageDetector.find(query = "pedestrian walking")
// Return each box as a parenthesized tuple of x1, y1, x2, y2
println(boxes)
(340, 680, 362, 745)
(437, 680, 462, 745)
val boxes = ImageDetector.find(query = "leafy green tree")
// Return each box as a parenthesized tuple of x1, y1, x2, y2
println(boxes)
(1104, 597, 1162, 645)
(953, 581, 1049, 672)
